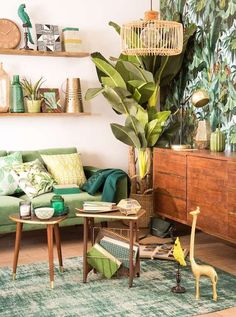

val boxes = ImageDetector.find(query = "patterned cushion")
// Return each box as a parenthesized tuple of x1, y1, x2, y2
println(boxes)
(11, 159, 55, 199)
(0, 152, 23, 196)
(41, 153, 86, 186)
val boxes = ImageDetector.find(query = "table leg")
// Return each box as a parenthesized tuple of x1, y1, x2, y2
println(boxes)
(134, 221, 140, 277)
(83, 217, 89, 283)
(129, 220, 134, 288)
(12, 222, 23, 280)
(54, 224, 63, 273)
(47, 224, 54, 289)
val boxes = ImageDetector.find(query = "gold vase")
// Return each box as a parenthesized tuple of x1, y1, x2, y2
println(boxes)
(64, 78, 83, 113)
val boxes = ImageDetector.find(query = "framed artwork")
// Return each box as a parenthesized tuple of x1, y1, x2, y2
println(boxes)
(39, 88, 63, 113)
(35, 24, 61, 52)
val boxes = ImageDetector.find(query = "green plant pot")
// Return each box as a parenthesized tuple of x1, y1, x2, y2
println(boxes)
(210, 128, 225, 152)
(27, 100, 42, 113)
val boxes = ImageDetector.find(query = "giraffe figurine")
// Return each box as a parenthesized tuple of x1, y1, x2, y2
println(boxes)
(189, 207, 218, 301)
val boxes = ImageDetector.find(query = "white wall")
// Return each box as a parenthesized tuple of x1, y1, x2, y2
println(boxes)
(0, 0, 159, 170)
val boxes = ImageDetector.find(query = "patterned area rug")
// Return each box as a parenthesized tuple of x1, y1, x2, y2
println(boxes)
(0, 257, 235, 317)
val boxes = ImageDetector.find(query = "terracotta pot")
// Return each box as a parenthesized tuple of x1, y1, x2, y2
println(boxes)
(27, 100, 42, 113)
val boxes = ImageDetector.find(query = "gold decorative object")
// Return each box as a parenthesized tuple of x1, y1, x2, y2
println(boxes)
(121, 0, 183, 56)
(189, 207, 218, 301)
(195, 120, 211, 149)
(191, 89, 209, 108)
(65, 78, 84, 113)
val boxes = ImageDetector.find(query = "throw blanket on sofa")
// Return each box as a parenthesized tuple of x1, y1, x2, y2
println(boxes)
(82, 169, 130, 202)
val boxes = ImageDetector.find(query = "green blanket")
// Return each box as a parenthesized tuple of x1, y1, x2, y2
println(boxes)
(82, 169, 129, 202)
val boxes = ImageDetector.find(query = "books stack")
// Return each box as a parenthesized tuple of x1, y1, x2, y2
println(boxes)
(83, 201, 116, 212)
(100, 236, 138, 268)
(87, 243, 122, 278)
(86, 229, 139, 278)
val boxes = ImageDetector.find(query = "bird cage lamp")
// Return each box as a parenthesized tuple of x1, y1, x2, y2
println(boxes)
(121, 5, 183, 56)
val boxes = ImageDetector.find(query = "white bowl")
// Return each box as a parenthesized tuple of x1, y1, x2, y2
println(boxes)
(34, 207, 54, 220)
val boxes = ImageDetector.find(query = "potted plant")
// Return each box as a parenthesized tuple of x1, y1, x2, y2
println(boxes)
(21, 77, 44, 113)
(86, 19, 196, 227)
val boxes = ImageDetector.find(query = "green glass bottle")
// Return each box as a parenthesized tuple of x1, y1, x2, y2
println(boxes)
(10, 75, 25, 113)
(210, 128, 225, 152)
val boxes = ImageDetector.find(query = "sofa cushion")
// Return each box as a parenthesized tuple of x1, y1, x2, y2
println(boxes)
(11, 159, 55, 199)
(8, 147, 77, 163)
(0, 196, 24, 225)
(20, 191, 102, 218)
(41, 153, 86, 186)
(0, 152, 23, 196)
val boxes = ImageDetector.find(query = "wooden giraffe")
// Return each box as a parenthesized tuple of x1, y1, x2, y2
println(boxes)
(189, 207, 218, 301)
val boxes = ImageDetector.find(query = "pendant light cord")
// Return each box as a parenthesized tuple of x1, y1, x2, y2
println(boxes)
(150, 0, 153, 10)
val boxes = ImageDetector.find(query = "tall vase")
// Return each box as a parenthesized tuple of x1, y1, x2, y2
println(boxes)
(210, 128, 225, 152)
(195, 120, 211, 149)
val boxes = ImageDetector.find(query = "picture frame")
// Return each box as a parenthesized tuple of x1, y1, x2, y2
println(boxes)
(39, 88, 63, 113)
(35, 24, 61, 52)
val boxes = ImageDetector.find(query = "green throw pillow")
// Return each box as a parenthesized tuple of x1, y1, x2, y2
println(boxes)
(0, 152, 23, 196)
(11, 159, 56, 199)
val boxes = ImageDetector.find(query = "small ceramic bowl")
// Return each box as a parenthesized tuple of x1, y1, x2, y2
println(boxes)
(34, 207, 54, 220)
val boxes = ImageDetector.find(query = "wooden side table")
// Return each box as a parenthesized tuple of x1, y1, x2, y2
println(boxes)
(75, 209, 146, 288)
(9, 214, 67, 289)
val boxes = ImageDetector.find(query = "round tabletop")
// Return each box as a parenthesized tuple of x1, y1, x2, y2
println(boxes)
(9, 214, 67, 225)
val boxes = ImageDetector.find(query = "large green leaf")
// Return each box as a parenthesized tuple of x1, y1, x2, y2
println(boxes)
(91, 52, 111, 83)
(85, 88, 104, 100)
(101, 77, 116, 88)
(102, 87, 138, 115)
(125, 115, 147, 148)
(91, 56, 126, 89)
(111, 123, 141, 148)
(108, 21, 121, 35)
(119, 61, 154, 83)
(136, 105, 148, 128)
(146, 119, 163, 147)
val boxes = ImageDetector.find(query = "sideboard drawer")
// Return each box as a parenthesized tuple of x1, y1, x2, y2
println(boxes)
(229, 213, 236, 240)
(154, 150, 186, 177)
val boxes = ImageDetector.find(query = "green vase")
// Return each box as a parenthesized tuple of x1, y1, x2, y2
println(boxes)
(210, 128, 225, 152)
(10, 75, 24, 113)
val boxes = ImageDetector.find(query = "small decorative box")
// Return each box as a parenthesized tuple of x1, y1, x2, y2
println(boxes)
(62, 27, 81, 52)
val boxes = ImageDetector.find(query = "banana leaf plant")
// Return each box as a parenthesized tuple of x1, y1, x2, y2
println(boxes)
(85, 18, 196, 194)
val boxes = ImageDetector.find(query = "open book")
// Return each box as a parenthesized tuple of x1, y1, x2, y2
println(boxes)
(140, 244, 188, 261)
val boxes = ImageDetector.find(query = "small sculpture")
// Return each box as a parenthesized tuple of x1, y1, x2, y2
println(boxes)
(189, 207, 218, 301)
(18, 4, 34, 50)
(172, 237, 186, 293)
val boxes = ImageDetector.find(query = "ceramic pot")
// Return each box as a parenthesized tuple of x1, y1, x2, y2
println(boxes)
(210, 128, 225, 152)
(27, 100, 42, 113)
(195, 120, 211, 149)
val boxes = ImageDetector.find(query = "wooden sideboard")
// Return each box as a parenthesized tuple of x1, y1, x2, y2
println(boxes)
(153, 148, 236, 243)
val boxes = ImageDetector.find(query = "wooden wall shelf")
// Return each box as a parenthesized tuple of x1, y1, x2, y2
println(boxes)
(0, 49, 90, 58)
(0, 112, 90, 117)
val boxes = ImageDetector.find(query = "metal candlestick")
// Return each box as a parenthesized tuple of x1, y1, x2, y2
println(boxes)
(171, 263, 186, 293)
(21, 24, 33, 50)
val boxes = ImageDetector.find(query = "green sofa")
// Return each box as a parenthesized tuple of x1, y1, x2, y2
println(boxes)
(0, 147, 127, 234)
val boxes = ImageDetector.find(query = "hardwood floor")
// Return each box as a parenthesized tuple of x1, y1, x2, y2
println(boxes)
(0, 223, 236, 317)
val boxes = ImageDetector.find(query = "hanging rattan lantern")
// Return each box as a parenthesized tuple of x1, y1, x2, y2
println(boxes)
(121, 3, 183, 56)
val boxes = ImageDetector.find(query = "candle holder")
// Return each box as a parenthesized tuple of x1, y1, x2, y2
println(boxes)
(171, 263, 186, 293)
(51, 195, 65, 217)
(19, 201, 32, 219)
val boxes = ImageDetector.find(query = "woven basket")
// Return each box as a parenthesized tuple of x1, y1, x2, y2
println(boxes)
(122, 193, 154, 228)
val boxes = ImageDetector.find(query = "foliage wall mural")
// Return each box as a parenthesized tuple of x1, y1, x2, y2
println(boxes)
(160, 0, 236, 146)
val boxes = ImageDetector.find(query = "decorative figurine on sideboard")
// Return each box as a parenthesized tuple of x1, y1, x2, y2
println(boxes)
(171, 237, 187, 293)
(189, 207, 218, 301)
(18, 4, 34, 50)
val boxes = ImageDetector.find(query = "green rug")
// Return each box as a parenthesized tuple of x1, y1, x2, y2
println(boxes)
(0, 257, 235, 317)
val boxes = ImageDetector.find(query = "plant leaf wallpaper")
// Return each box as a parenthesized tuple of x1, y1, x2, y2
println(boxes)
(160, 0, 236, 145)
